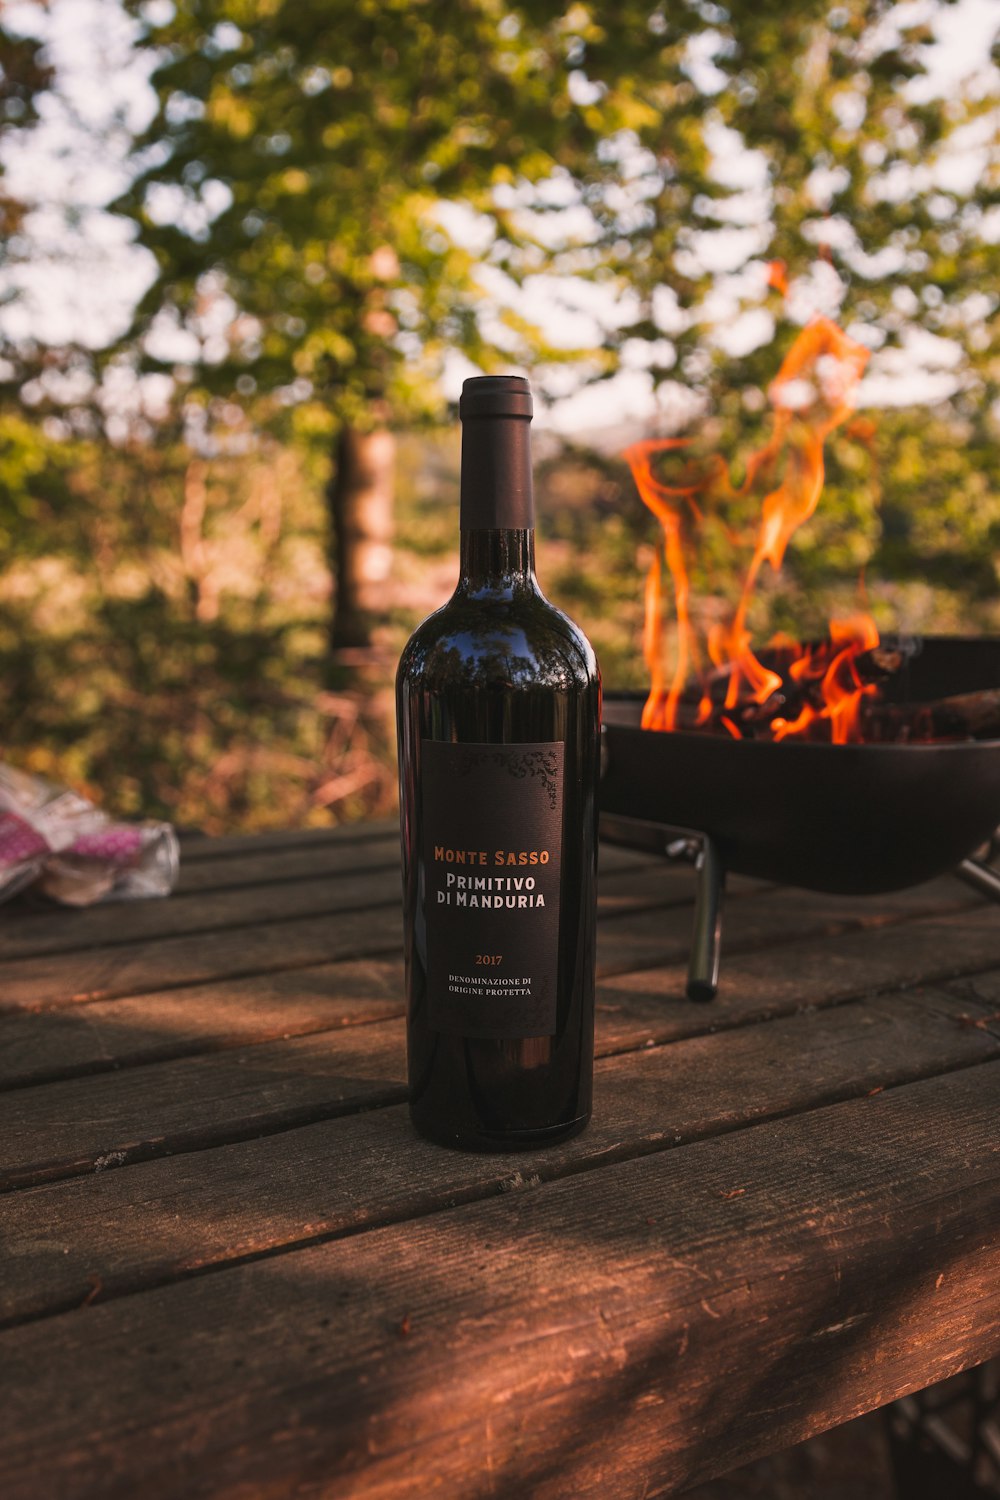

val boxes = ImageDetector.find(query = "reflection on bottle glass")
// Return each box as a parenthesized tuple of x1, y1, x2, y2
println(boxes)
(396, 375, 601, 1151)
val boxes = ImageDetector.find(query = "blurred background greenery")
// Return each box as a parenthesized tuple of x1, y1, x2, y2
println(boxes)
(1, 0, 999, 832)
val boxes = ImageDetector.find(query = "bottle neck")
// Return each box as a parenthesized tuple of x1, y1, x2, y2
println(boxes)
(459, 528, 537, 592)
(459, 411, 534, 531)
(457, 403, 537, 593)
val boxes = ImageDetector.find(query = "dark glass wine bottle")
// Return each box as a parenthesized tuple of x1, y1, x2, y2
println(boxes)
(396, 374, 601, 1152)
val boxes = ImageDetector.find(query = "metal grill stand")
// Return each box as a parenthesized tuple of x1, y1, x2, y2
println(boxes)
(600, 815, 1000, 1003)
(884, 1359, 1000, 1499)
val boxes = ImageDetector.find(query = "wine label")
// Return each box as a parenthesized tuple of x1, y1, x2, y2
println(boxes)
(421, 740, 564, 1039)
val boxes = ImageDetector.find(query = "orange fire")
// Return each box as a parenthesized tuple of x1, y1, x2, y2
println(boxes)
(626, 307, 876, 745)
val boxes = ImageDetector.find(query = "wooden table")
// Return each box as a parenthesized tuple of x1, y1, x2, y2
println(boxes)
(2, 820, 1000, 1499)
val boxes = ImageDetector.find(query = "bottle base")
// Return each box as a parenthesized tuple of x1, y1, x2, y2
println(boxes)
(409, 1108, 591, 1155)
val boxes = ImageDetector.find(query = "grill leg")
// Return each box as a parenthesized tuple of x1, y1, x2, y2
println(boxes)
(956, 857, 1000, 903)
(688, 836, 724, 1002)
(882, 1359, 1000, 1499)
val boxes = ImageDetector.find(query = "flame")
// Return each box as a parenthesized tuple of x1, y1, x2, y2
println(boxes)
(626, 314, 875, 744)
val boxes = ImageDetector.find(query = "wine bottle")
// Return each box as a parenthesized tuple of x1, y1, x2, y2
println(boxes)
(396, 374, 601, 1151)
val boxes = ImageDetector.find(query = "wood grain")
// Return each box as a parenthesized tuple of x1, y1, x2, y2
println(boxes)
(4, 828, 998, 1499)
(177, 819, 399, 860)
(174, 834, 399, 893)
(598, 902, 1000, 1019)
(0, 860, 707, 1007)
(0, 903, 405, 1011)
(2, 986, 998, 1327)
(0, 959, 407, 1088)
(594, 876, 981, 978)
(4, 901, 1000, 1091)
(174, 831, 658, 892)
(0, 866, 403, 962)
(8, 834, 661, 938)
(174, 820, 704, 866)
(1, 1063, 998, 1500)
(2, 973, 997, 1201)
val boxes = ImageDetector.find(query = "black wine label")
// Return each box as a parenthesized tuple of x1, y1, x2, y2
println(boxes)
(422, 740, 564, 1039)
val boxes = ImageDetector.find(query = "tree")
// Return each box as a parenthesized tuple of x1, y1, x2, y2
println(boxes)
(576, 1, 1000, 632)
(113, 0, 1000, 652)
(0, 21, 51, 326)
(0, 18, 62, 558)
(112, 0, 675, 647)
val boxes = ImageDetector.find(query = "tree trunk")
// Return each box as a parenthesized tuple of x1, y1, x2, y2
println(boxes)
(328, 424, 395, 651)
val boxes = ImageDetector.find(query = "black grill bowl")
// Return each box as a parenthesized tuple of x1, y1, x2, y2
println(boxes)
(600, 637, 1000, 894)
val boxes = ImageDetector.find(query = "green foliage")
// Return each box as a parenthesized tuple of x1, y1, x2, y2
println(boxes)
(0, 413, 80, 554)
(112, 0, 1000, 603)
(0, 17, 62, 547)
(0, 433, 398, 831)
(0, 19, 51, 254)
(4, 1, 1000, 831)
(3, 420, 1000, 831)
(602, 0, 1000, 628)
(112, 0, 678, 437)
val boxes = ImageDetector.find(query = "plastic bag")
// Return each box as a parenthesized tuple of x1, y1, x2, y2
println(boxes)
(0, 763, 179, 907)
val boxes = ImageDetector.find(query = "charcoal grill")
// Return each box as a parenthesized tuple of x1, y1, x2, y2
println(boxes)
(600, 637, 1000, 1000)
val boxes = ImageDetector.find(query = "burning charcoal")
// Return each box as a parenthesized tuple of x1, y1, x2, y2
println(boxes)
(856, 640, 919, 681)
(862, 689, 1000, 744)
(671, 636, 923, 743)
(865, 643, 914, 678)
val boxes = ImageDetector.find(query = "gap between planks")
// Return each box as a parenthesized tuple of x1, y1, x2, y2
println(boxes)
(1, 1064, 999, 1500)
(2, 955, 999, 1200)
(2, 990, 1000, 1332)
(0, 852, 702, 968)
(1, 883, 995, 1096)
(176, 818, 400, 862)
(0, 868, 985, 1020)
(4, 833, 670, 956)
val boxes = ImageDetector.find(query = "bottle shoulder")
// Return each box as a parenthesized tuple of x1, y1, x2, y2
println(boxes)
(397, 588, 600, 691)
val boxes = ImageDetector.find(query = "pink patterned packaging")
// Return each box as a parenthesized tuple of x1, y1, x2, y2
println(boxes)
(0, 764, 179, 907)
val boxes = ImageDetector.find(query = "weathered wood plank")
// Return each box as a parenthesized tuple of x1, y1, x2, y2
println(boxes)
(1, 979, 996, 1203)
(177, 819, 399, 860)
(175, 833, 398, 892)
(178, 838, 666, 895)
(0, 857, 702, 980)
(5, 899, 1000, 1091)
(0, 904, 405, 1011)
(175, 821, 707, 866)
(0, 878, 729, 1012)
(1, 1064, 998, 1500)
(594, 875, 981, 978)
(0, 1023, 406, 1191)
(0, 960, 407, 1088)
(4, 831, 660, 914)
(941, 965, 1000, 1008)
(597, 903, 1000, 1019)
(0, 867, 402, 962)
(0, 869, 984, 1026)
(2, 987, 998, 1327)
